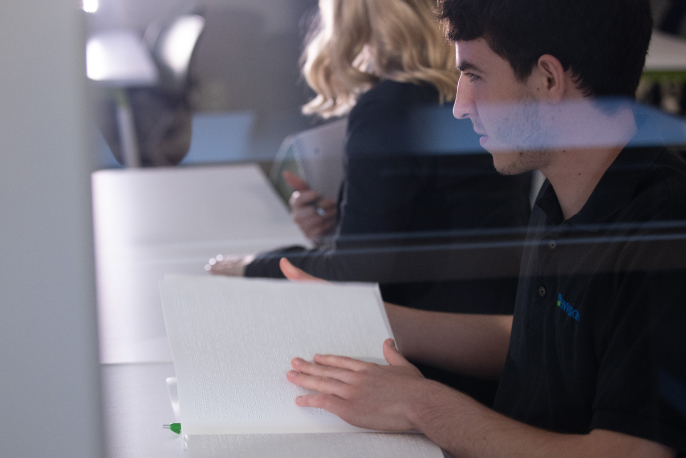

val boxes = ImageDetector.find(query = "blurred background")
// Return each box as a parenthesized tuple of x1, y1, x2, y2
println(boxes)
(84, 0, 686, 171)
(86, 0, 324, 169)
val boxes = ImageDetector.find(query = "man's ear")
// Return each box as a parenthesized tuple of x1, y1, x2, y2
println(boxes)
(533, 54, 566, 102)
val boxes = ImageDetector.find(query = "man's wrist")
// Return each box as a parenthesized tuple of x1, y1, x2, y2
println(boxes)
(403, 378, 465, 431)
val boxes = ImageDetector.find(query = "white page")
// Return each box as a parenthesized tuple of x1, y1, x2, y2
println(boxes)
(292, 119, 346, 200)
(186, 433, 444, 458)
(159, 276, 394, 435)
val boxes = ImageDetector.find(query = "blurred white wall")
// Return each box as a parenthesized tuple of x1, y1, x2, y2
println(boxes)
(0, 1, 103, 457)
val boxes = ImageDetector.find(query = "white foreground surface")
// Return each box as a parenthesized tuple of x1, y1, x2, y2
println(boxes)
(93, 163, 310, 364)
(159, 275, 443, 457)
(187, 433, 444, 458)
(160, 276, 391, 435)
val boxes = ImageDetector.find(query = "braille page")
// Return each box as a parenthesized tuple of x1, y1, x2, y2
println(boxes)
(159, 276, 393, 435)
(186, 433, 444, 458)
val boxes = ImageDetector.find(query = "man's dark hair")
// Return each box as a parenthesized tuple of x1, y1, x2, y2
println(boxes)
(438, 0, 653, 98)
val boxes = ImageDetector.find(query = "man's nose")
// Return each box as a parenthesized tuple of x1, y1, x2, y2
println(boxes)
(452, 77, 473, 120)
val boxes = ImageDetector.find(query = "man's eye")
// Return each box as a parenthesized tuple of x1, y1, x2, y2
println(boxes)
(467, 73, 480, 82)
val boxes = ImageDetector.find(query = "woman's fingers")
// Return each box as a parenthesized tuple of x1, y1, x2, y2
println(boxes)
(206, 254, 255, 276)
(290, 190, 322, 209)
(282, 170, 310, 192)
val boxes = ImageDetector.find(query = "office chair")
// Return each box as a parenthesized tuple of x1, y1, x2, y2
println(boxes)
(94, 12, 206, 167)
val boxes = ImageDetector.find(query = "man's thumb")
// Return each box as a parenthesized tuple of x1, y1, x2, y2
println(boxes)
(383, 339, 412, 367)
(279, 258, 324, 282)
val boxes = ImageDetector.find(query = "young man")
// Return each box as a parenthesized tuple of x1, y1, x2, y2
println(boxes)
(282, 0, 686, 456)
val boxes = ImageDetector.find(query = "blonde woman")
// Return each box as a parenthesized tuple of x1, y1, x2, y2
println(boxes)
(210, 0, 532, 405)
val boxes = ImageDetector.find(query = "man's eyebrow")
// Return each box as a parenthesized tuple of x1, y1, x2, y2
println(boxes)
(456, 61, 482, 73)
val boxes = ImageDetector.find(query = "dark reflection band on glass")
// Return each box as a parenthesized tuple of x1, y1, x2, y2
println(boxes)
(249, 102, 686, 306)
(247, 222, 686, 281)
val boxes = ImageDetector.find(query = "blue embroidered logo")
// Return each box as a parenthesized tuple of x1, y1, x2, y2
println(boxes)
(557, 293, 580, 321)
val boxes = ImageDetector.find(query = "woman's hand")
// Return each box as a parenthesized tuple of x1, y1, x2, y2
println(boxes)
(206, 253, 256, 276)
(283, 171, 337, 242)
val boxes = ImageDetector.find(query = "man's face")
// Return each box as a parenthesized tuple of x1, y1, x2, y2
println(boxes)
(453, 39, 551, 175)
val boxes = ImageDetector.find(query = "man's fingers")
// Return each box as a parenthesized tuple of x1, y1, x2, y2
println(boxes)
(282, 170, 310, 191)
(291, 357, 359, 383)
(279, 258, 324, 282)
(312, 354, 371, 371)
(294, 393, 347, 413)
(382, 339, 413, 367)
(288, 350, 421, 432)
(287, 370, 352, 398)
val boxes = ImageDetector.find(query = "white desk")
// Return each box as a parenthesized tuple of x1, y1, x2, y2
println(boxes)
(93, 163, 310, 364)
(645, 30, 686, 80)
(94, 163, 310, 458)
(101, 362, 184, 458)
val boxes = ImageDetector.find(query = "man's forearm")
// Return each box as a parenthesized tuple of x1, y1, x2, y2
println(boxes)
(407, 381, 676, 458)
(385, 303, 512, 379)
(285, 337, 675, 458)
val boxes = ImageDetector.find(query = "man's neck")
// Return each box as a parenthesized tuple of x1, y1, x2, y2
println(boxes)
(541, 147, 622, 220)
(539, 107, 637, 221)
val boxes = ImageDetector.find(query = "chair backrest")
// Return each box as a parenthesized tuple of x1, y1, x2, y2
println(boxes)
(147, 13, 206, 96)
(270, 118, 347, 201)
(98, 13, 206, 167)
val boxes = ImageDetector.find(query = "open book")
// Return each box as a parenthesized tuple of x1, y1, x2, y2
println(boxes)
(159, 275, 443, 457)
(270, 119, 347, 201)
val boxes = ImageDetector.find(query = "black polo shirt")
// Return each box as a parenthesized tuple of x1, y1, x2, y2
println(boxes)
(493, 146, 686, 454)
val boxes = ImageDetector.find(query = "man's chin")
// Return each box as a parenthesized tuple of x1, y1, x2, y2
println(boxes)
(491, 150, 534, 176)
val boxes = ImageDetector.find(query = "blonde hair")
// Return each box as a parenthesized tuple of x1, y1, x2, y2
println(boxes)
(301, 0, 459, 118)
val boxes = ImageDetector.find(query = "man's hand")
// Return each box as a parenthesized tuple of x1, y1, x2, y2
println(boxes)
(279, 257, 322, 282)
(290, 341, 678, 458)
(287, 338, 442, 431)
(206, 253, 255, 276)
(283, 171, 337, 241)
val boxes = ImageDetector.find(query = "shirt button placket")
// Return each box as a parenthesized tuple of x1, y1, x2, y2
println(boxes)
(538, 286, 547, 297)
(539, 239, 556, 298)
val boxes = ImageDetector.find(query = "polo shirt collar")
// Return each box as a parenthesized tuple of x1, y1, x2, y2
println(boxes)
(534, 111, 665, 231)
